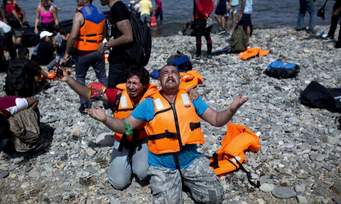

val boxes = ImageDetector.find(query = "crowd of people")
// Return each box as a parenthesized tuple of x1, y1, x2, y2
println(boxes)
(0, 0, 341, 203)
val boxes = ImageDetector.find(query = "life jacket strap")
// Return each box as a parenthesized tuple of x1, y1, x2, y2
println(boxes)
(148, 132, 177, 140)
(154, 107, 172, 117)
(229, 154, 261, 188)
(210, 152, 219, 169)
(189, 122, 201, 131)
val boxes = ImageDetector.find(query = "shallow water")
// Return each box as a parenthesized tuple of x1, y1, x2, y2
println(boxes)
(19, 0, 334, 35)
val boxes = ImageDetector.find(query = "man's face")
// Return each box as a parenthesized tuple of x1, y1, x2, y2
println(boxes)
(99, 0, 109, 6)
(126, 75, 144, 99)
(159, 65, 180, 90)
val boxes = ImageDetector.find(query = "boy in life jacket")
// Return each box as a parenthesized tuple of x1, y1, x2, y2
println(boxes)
(60, 67, 157, 190)
(61, 0, 107, 114)
(88, 63, 248, 203)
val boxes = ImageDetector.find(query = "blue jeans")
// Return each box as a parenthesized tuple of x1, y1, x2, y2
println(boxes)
(107, 139, 149, 190)
(74, 51, 107, 106)
(297, 0, 316, 31)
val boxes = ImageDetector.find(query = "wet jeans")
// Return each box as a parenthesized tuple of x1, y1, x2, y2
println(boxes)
(297, 0, 316, 31)
(74, 51, 107, 106)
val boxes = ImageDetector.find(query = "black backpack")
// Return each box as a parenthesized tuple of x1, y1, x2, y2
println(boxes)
(299, 81, 341, 113)
(124, 12, 152, 66)
(5, 59, 37, 97)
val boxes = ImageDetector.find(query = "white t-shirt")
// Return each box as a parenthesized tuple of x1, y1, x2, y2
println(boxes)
(6, 98, 29, 115)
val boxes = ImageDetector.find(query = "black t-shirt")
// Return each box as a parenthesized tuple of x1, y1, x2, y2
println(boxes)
(108, 1, 131, 63)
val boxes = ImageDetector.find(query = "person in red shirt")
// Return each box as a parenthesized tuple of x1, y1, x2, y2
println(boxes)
(154, 0, 163, 23)
(192, 0, 214, 59)
(3, 0, 26, 29)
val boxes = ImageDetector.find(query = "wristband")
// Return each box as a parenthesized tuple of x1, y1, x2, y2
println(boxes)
(123, 119, 133, 136)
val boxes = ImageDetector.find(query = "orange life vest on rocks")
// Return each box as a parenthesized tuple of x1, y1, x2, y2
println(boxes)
(239, 47, 270, 61)
(113, 83, 157, 142)
(179, 70, 204, 92)
(145, 90, 205, 155)
(210, 123, 261, 176)
(75, 4, 105, 51)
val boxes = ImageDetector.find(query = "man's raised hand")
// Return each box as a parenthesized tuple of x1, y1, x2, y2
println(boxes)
(87, 107, 107, 123)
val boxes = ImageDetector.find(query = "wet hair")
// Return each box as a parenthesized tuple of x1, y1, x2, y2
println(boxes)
(126, 67, 150, 86)
(17, 47, 29, 59)
(160, 64, 177, 72)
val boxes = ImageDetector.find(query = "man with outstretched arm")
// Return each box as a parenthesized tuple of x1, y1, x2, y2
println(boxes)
(60, 68, 157, 190)
(88, 64, 248, 203)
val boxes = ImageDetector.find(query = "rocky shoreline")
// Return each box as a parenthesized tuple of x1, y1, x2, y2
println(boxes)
(1, 26, 341, 204)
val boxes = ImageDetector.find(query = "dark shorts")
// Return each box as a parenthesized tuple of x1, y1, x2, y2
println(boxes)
(215, 0, 227, 16)
(238, 13, 252, 27)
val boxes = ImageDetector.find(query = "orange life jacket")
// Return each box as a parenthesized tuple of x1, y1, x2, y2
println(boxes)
(75, 4, 105, 51)
(210, 123, 261, 176)
(145, 90, 205, 154)
(113, 83, 158, 142)
(179, 70, 204, 92)
(239, 47, 270, 61)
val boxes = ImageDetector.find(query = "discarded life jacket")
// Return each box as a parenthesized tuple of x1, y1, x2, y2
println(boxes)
(264, 59, 300, 79)
(179, 70, 204, 92)
(299, 81, 341, 113)
(210, 123, 260, 177)
(239, 47, 269, 61)
(75, 4, 105, 51)
(145, 90, 205, 154)
(114, 83, 158, 142)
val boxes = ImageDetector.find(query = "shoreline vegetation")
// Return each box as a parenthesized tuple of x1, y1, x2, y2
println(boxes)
(0, 26, 340, 203)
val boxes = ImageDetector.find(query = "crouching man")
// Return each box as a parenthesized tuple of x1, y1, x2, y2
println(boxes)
(87, 64, 248, 203)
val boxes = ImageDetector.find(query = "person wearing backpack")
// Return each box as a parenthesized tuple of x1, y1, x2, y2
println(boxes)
(61, 0, 107, 114)
(192, 0, 214, 59)
(99, 0, 134, 88)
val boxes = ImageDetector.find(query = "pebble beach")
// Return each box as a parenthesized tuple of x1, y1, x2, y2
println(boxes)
(0, 25, 341, 203)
